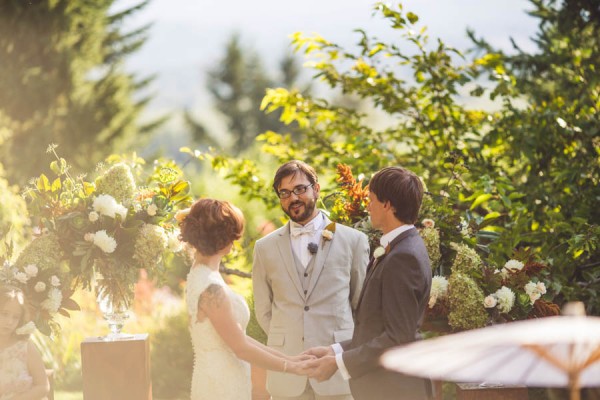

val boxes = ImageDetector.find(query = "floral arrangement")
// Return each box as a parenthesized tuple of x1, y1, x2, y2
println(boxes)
(327, 163, 560, 333)
(0, 239, 78, 336)
(15, 148, 192, 334)
(425, 240, 560, 331)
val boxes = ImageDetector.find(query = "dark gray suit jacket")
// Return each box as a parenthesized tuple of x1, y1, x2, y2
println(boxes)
(340, 227, 432, 400)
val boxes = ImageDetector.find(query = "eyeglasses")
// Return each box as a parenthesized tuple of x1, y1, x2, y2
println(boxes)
(277, 183, 314, 199)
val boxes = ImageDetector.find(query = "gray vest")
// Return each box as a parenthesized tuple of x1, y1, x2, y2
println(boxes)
(292, 250, 316, 297)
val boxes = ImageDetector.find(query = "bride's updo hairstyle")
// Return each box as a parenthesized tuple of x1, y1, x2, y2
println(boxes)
(179, 198, 245, 256)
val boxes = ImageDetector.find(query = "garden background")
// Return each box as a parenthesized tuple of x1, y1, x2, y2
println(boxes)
(0, 0, 598, 399)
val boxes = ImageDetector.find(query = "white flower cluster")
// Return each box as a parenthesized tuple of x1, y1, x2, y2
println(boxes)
(41, 287, 63, 313)
(92, 194, 128, 220)
(484, 286, 515, 313)
(92, 230, 117, 253)
(524, 281, 547, 305)
(429, 275, 448, 309)
(16, 321, 37, 335)
(504, 259, 524, 271)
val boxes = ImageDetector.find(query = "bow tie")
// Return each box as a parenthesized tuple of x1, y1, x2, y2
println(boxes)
(291, 224, 316, 237)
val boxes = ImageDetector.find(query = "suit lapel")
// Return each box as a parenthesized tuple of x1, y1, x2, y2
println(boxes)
(305, 217, 334, 299)
(355, 227, 418, 311)
(276, 223, 305, 298)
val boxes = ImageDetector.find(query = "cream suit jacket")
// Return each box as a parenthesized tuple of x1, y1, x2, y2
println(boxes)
(252, 215, 369, 397)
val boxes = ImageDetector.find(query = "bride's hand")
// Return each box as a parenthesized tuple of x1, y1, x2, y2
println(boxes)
(288, 353, 316, 362)
(286, 360, 313, 376)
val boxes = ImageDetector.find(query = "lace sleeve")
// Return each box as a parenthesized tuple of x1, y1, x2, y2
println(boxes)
(185, 268, 224, 318)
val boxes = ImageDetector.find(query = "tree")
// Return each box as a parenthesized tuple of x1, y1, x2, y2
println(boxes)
(186, 34, 306, 154)
(193, 2, 599, 315)
(470, 0, 600, 312)
(0, 0, 158, 185)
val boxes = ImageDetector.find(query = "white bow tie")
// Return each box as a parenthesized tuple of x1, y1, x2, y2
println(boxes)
(291, 224, 316, 237)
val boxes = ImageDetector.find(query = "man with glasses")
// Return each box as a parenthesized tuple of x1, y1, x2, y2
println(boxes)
(253, 160, 369, 400)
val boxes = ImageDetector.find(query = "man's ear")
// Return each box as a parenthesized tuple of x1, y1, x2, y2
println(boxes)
(314, 182, 321, 197)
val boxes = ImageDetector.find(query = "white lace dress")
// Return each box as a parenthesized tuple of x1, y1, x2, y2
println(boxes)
(186, 266, 251, 400)
(0, 340, 33, 400)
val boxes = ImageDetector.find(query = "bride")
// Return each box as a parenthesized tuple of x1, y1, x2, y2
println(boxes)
(178, 198, 311, 400)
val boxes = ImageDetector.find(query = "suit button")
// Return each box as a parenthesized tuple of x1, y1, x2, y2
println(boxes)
(304, 306, 309, 311)
(304, 272, 308, 277)
(304, 290, 307, 295)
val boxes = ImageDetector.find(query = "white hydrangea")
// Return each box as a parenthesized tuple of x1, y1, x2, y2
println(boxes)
(495, 286, 515, 313)
(92, 230, 117, 253)
(41, 288, 62, 313)
(24, 264, 38, 277)
(14, 271, 28, 284)
(504, 259, 524, 271)
(34, 282, 46, 292)
(50, 275, 60, 287)
(167, 229, 182, 252)
(430, 276, 449, 298)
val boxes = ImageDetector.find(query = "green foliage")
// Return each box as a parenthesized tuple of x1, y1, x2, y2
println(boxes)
(469, 0, 600, 313)
(0, 0, 158, 185)
(151, 310, 193, 399)
(195, 1, 599, 316)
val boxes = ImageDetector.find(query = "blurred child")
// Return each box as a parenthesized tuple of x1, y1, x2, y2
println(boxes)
(0, 285, 49, 400)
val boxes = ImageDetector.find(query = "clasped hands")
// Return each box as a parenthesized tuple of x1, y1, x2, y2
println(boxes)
(287, 346, 339, 381)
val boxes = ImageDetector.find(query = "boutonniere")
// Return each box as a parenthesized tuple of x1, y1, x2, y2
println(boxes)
(322, 222, 336, 241)
(373, 246, 386, 259)
(307, 242, 318, 255)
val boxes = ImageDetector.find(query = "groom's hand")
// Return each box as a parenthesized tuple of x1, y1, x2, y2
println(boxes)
(302, 346, 333, 358)
(306, 356, 338, 382)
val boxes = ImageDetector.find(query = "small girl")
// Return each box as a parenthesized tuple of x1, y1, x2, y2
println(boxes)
(0, 285, 49, 400)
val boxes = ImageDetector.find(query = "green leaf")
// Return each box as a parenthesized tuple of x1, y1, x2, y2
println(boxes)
(483, 212, 501, 221)
(470, 193, 493, 210)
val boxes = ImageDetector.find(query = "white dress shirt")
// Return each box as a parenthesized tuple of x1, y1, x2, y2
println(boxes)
(333, 224, 415, 379)
(290, 213, 326, 268)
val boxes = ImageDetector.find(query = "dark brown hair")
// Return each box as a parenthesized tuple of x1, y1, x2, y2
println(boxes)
(0, 285, 30, 339)
(368, 166, 423, 224)
(179, 198, 245, 256)
(272, 160, 318, 195)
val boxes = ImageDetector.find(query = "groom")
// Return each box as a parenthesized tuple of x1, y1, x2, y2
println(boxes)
(253, 160, 369, 400)
(304, 166, 432, 400)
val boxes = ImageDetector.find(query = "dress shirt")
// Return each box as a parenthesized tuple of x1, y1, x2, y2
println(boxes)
(290, 213, 326, 268)
(333, 223, 415, 380)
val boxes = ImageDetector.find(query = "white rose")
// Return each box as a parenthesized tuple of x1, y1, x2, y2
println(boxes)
(504, 259, 524, 271)
(92, 230, 117, 253)
(422, 219, 435, 228)
(147, 204, 158, 217)
(88, 211, 99, 222)
(537, 282, 547, 294)
(24, 264, 38, 277)
(93, 194, 119, 217)
(484, 295, 498, 308)
(322, 230, 334, 241)
(373, 246, 386, 259)
(115, 204, 128, 220)
(34, 282, 46, 292)
(84, 232, 95, 242)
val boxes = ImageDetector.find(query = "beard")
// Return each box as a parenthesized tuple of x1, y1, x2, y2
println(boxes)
(282, 197, 317, 224)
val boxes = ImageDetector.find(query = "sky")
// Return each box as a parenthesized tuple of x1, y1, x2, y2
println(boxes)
(115, 0, 539, 142)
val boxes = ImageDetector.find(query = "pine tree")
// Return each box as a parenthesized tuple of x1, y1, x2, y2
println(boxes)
(186, 34, 306, 154)
(0, 0, 157, 185)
